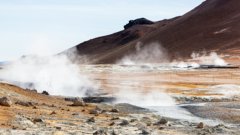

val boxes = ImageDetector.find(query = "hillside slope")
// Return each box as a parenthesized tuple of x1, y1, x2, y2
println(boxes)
(67, 0, 240, 64)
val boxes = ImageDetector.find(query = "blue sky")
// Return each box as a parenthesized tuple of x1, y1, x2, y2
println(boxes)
(0, 0, 204, 61)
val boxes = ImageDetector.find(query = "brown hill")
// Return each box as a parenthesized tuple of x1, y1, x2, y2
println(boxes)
(67, 0, 240, 64)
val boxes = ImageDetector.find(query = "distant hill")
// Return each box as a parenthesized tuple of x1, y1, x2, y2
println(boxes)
(65, 0, 240, 64)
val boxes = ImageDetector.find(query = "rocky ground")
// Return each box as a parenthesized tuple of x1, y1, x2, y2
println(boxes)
(1, 64, 240, 135)
(0, 82, 240, 135)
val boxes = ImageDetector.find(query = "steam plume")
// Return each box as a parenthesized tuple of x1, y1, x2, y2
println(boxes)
(118, 42, 169, 65)
(191, 52, 228, 66)
(0, 53, 98, 97)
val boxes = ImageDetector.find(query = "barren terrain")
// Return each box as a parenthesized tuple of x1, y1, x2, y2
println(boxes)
(1, 0, 240, 134)
(1, 64, 240, 134)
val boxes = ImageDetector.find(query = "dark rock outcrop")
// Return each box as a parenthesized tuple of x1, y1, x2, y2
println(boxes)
(41, 91, 49, 95)
(124, 18, 154, 29)
(15, 101, 35, 107)
(71, 98, 86, 106)
(83, 97, 116, 103)
(0, 97, 12, 107)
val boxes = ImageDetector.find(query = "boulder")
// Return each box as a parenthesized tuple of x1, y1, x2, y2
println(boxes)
(71, 98, 86, 106)
(197, 122, 204, 129)
(154, 118, 168, 125)
(109, 122, 115, 126)
(141, 129, 150, 134)
(89, 106, 102, 115)
(93, 129, 107, 135)
(55, 126, 61, 130)
(33, 118, 44, 123)
(110, 108, 119, 113)
(50, 111, 57, 115)
(15, 101, 34, 107)
(111, 130, 118, 135)
(111, 116, 119, 120)
(87, 117, 95, 123)
(42, 91, 49, 95)
(140, 117, 152, 126)
(0, 97, 12, 107)
(159, 127, 164, 130)
(119, 120, 129, 126)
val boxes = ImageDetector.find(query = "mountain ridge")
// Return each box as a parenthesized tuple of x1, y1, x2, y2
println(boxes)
(66, 0, 240, 64)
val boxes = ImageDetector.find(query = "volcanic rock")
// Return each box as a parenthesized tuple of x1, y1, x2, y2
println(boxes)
(130, 119, 137, 123)
(64, 97, 79, 102)
(211, 124, 228, 133)
(56, 126, 61, 130)
(124, 18, 154, 29)
(154, 118, 168, 125)
(72, 99, 86, 106)
(50, 111, 57, 115)
(111, 130, 118, 135)
(87, 117, 95, 123)
(33, 118, 44, 123)
(197, 122, 204, 129)
(159, 127, 164, 130)
(109, 122, 115, 126)
(119, 120, 129, 126)
(140, 117, 152, 126)
(111, 116, 119, 120)
(42, 91, 49, 95)
(0, 97, 12, 107)
(13, 116, 37, 129)
(93, 129, 107, 135)
(82, 96, 116, 103)
(110, 108, 119, 113)
(15, 101, 34, 107)
(114, 103, 150, 113)
(141, 129, 150, 134)
(89, 106, 102, 115)
(69, 97, 86, 106)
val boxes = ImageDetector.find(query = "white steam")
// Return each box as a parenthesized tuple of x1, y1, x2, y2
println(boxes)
(170, 52, 228, 69)
(114, 89, 175, 107)
(112, 43, 227, 123)
(114, 42, 179, 107)
(170, 61, 200, 69)
(117, 42, 228, 69)
(118, 42, 169, 65)
(112, 87, 218, 124)
(191, 52, 228, 66)
(0, 54, 98, 97)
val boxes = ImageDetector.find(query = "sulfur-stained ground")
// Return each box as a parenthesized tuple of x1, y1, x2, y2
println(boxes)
(1, 65, 240, 134)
